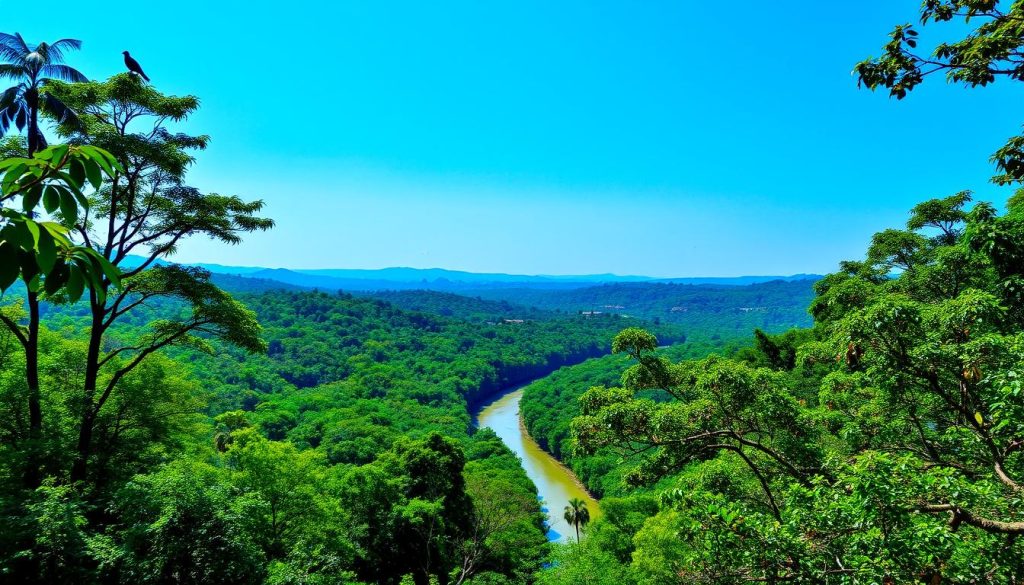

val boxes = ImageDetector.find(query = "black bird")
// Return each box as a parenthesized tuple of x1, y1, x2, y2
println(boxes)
(122, 51, 150, 82)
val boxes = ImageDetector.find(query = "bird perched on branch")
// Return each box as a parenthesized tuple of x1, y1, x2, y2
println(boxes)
(122, 51, 150, 82)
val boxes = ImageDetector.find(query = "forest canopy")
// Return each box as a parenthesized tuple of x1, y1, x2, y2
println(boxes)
(4, 2, 1024, 584)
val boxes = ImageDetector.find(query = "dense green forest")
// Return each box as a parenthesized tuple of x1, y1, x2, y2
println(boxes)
(522, 5, 1024, 581)
(356, 290, 556, 323)
(0, 39, 679, 584)
(530, 184, 1024, 582)
(3, 2, 1024, 584)
(470, 279, 816, 338)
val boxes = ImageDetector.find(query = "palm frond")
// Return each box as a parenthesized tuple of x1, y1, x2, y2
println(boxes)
(0, 86, 20, 109)
(43, 92, 80, 128)
(46, 38, 82, 63)
(0, 33, 26, 64)
(0, 99, 17, 130)
(0, 64, 24, 80)
(0, 33, 30, 55)
(0, 48, 21, 63)
(0, 100, 21, 123)
(41, 64, 86, 83)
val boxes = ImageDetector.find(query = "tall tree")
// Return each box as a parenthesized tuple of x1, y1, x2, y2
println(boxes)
(0, 145, 121, 488)
(39, 74, 273, 485)
(0, 33, 85, 156)
(563, 497, 590, 543)
(0, 34, 92, 489)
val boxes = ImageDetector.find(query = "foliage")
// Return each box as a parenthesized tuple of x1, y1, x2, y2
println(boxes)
(855, 0, 1024, 186)
(563, 497, 591, 543)
(471, 279, 816, 340)
(0, 33, 86, 155)
(520, 344, 726, 497)
(556, 193, 1024, 582)
(0, 144, 121, 299)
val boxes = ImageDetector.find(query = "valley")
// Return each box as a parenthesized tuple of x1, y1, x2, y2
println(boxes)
(4, 5, 1024, 583)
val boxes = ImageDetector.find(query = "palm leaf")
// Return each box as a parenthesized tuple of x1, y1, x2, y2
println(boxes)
(45, 39, 82, 64)
(41, 64, 86, 83)
(0, 63, 25, 80)
(0, 86, 21, 109)
(0, 33, 30, 55)
(0, 100, 14, 133)
(0, 33, 26, 64)
(0, 90, 21, 133)
(0, 84, 25, 136)
(1, 100, 22, 124)
(43, 93, 80, 128)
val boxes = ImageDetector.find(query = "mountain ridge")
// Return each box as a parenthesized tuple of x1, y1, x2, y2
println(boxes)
(123, 255, 821, 291)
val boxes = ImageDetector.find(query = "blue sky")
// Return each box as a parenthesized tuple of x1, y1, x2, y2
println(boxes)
(7, 1, 1020, 276)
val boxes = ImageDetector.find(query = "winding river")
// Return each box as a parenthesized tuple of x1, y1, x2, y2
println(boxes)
(476, 385, 601, 543)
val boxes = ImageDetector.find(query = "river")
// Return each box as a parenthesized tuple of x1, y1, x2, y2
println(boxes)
(475, 385, 601, 543)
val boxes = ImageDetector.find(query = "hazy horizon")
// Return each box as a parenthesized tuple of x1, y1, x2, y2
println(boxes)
(8, 1, 1017, 275)
(152, 256, 822, 281)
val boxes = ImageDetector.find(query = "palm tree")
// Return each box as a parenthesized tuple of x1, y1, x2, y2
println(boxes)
(0, 33, 85, 155)
(563, 497, 591, 543)
(0, 33, 86, 487)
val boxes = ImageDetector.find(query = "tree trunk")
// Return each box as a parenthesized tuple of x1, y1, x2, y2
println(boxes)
(22, 292, 42, 489)
(70, 303, 105, 483)
(69, 412, 94, 484)
(27, 99, 39, 156)
(19, 95, 44, 488)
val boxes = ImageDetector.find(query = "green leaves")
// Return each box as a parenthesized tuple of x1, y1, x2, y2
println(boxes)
(0, 143, 121, 210)
(0, 143, 123, 302)
(611, 327, 659, 358)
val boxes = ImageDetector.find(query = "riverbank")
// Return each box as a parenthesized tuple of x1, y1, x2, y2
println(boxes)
(476, 387, 600, 543)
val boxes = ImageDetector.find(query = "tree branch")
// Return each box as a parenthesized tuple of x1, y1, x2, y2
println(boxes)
(919, 504, 1024, 535)
(0, 314, 28, 349)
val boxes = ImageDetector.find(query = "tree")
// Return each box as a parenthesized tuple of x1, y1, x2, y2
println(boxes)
(563, 498, 590, 543)
(0, 33, 85, 156)
(572, 192, 1024, 581)
(111, 460, 266, 585)
(574, 330, 818, 524)
(854, 1, 1024, 186)
(339, 432, 475, 585)
(35, 74, 273, 484)
(454, 465, 546, 584)
(0, 34, 106, 488)
(536, 536, 632, 585)
(0, 145, 122, 488)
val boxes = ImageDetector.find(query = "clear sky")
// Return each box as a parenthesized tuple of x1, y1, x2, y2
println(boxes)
(6, 1, 1020, 276)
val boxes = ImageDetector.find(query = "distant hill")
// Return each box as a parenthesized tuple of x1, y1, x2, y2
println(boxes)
(293, 266, 656, 284)
(122, 255, 820, 293)
(467, 279, 819, 337)
(210, 273, 307, 294)
(357, 290, 555, 322)
(119, 257, 820, 337)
